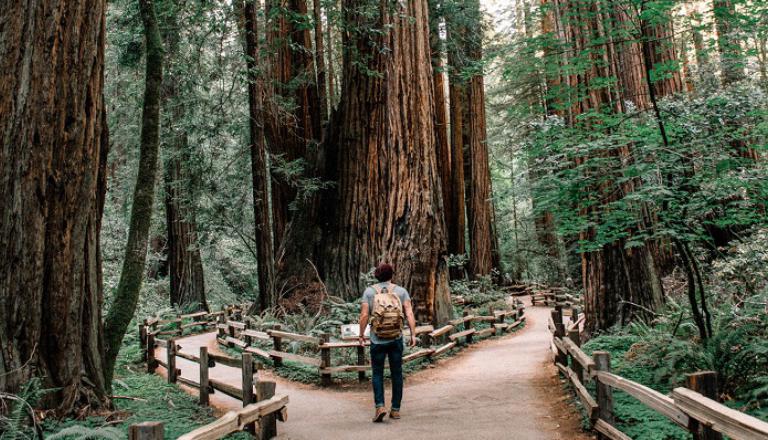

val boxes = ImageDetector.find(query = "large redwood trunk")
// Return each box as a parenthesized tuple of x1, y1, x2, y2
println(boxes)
(164, 138, 207, 311)
(446, 29, 468, 261)
(162, 5, 207, 312)
(429, 2, 453, 234)
(243, 0, 277, 312)
(265, 0, 322, 248)
(463, 0, 498, 277)
(276, 0, 452, 325)
(322, 0, 451, 324)
(0, 0, 109, 413)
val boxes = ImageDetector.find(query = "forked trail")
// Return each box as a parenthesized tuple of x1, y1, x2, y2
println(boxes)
(157, 299, 592, 440)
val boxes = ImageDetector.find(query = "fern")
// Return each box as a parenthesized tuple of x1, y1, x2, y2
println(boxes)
(1, 377, 51, 440)
(46, 426, 123, 440)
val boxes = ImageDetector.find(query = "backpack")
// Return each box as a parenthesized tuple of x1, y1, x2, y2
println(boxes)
(370, 283, 404, 339)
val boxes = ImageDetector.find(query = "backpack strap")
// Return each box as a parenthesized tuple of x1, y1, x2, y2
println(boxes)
(372, 283, 396, 295)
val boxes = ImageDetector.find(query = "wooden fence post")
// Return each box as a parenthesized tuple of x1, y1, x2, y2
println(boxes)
(242, 353, 255, 434)
(139, 320, 147, 361)
(199, 347, 209, 406)
(272, 324, 283, 367)
(571, 306, 581, 324)
(685, 371, 723, 440)
(227, 319, 236, 347)
(593, 351, 614, 437)
(568, 328, 584, 381)
(256, 380, 277, 439)
(554, 305, 563, 325)
(320, 333, 332, 386)
(357, 344, 367, 382)
(552, 310, 567, 366)
(167, 338, 177, 383)
(217, 306, 226, 339)
(243, 320, 252, 346)
(146, 333, 156, 374)
(129, 422, 163, 440)
(463, 310, 473, 344)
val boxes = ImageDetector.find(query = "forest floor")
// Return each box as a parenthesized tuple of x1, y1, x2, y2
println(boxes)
(156, 298, 593, 439)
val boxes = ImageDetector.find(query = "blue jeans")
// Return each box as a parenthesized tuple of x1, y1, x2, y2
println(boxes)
(370, 338, 404, 410)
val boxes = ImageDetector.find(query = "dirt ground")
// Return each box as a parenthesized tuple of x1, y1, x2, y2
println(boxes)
(155, 298, 593, 439)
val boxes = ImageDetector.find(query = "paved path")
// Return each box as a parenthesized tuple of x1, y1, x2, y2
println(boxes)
(155, 299, 592, 439)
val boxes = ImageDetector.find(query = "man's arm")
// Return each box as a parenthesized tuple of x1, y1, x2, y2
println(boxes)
(359, 302, 369, 345)
(403, 299, 417, 347)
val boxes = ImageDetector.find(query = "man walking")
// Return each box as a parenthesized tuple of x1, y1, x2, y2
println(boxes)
(359, 263, 417, 422)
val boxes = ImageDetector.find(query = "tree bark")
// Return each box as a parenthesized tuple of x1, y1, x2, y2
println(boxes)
(323, 0, 452, 324)
(429, 1, 453, 241)
(276, 0, 453, 325)
(446, 29, 467, 262)
(243, 0, 277, 313)
(265, 0, 322, 249)
(162, 2, 207, 312)
(463, 0, 498, 277)
(164, 137, 207, 311)
(0, 0, 110, 413)
(104, 0, 164, 384)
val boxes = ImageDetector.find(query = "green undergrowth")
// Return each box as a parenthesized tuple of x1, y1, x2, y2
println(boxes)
(38, 369, 249, 440)
(580, 335, 691, 440)
(570, 297, 768, 440)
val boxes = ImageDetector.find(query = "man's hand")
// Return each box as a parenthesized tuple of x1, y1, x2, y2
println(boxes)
(408, 334, 418, 347)
(358, 336, 366, 346)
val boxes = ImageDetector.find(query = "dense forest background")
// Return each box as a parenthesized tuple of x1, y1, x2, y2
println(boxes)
(1, 0, 768, 437)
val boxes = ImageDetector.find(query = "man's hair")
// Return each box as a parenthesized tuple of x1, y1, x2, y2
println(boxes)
(374, 263, 394, 282)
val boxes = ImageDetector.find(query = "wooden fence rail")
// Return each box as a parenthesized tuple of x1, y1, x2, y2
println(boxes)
(139, 304, 289, 439)
(147, 299, 525, 387)
(128, 395, 289, 440)
(199, 300, 526, 386)
(547, 306, 768, 440)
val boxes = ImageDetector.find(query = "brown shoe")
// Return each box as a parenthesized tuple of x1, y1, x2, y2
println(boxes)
(389, 410, 401, 419)
(372, 407, 387, 423)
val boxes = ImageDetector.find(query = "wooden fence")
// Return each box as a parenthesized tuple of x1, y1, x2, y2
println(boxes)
(205, 301, 525, 386)
(548, 306, 768, 440)
(531, 288, 582, 308)
(128, 394, 288, 440)
(139, 305, 288, 439)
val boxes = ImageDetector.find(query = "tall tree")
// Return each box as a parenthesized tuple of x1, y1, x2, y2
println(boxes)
(162, 1, 207, 311)
(446, 22, 468, 263)
(0, 0, 110, 413)
(164, 140, 207, 311)
(276, 0, 453, 325)
(104, 0, 164, 383)
(429, 0, 454, 244)
(242, 0, 277, 313)
(463, 0, 499, 277)
(323, 0, 452, 323)
(265, 0, 322, 249)
(445, 0, 499, 277)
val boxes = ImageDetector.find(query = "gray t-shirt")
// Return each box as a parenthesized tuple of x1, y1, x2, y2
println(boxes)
(361, 282, 411, 344)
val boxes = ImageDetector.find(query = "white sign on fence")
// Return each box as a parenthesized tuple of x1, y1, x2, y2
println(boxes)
(341, 324, 370, 340)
